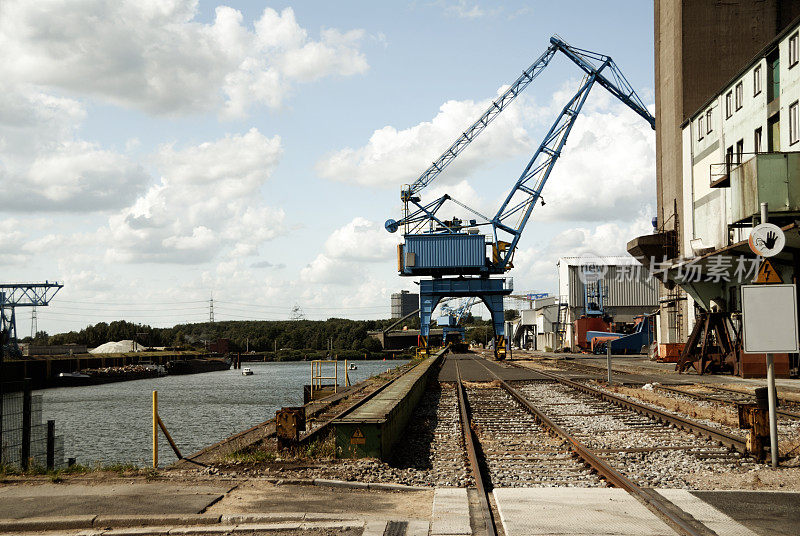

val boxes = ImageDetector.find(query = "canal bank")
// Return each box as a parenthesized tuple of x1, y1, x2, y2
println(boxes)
(1, 352, 221, 390)
(36, 360, 408, 467)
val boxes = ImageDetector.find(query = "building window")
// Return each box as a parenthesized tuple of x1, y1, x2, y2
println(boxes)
(697, 118, 703, 141)
(790, 32, 799, 68)
(768, 51, 780, 102)
(726, 145, 734, 174)
(726, 91, 733, 118)
(755, 127, 762, 153)
(735, 82, 743, 110)
(736, 139, 744, 164)
(706, 109, 713, 134)
(790, 101, 799, 145)
(754, 65, 762, 96)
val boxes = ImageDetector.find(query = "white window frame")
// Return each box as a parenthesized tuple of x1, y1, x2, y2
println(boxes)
(754, 65, 762, 96)
(790, 101, 799, 145)
(697, 118, 703, 141)
(706, 109, 713, 134)
(725, 91, 733, 118)
(790, 33, 799, 68)
(735, 82, 743, 110)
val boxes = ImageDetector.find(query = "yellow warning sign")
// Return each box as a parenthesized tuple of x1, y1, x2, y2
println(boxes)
(350, 428, 365, 445)
(754, 259, 783, 284)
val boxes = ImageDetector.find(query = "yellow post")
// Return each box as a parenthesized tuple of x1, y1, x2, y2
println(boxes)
(152, 390, 158, 469)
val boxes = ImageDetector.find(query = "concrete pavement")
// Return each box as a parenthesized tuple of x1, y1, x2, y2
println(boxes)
(1, 480, 799, 535)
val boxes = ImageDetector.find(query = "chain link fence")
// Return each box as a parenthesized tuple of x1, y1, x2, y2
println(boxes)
(1, 381, 65, 470)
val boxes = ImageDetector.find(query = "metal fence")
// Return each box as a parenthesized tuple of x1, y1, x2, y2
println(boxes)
(1, 381, 65, 470)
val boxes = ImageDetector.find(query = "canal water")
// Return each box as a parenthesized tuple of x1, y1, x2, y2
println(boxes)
(39, 359, 408, 467)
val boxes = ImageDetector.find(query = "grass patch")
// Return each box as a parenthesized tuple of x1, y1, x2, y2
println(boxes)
(302, 434, 336, 459)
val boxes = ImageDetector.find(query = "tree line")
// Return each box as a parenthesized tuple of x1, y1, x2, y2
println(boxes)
(25, 311, 501, 354)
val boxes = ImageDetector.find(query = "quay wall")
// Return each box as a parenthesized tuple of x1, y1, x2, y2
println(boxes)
(1, 353, 212, 389)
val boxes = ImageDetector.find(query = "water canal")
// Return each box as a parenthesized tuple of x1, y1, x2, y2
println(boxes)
(39, 359, 407, 467)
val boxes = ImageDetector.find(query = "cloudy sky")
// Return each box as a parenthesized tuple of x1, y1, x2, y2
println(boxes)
(0, 1, 655, 334)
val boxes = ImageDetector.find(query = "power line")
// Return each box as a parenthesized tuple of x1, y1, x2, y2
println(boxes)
(58, 299, 208, 305)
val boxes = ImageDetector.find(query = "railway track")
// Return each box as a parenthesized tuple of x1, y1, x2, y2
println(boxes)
(452, 356, 758, 536)
(651, 384, 800, 420)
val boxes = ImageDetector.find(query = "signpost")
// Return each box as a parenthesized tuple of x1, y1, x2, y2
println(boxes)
(741, 202, 796, 467)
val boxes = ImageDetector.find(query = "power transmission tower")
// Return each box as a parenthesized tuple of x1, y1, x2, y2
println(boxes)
(30, 306, 37, 339)
(209, 292, 215, 323)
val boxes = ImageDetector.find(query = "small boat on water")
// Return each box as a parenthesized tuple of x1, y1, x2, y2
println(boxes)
(57, 372, 92, 386)
(348, 363, 357, 370)
(241, 367, 254, 376)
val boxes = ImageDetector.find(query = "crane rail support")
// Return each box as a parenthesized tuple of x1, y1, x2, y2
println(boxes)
(472, 359, 716, 536)
(455, 362, 497, 536)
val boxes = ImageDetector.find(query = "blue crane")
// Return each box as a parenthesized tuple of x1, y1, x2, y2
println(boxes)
(385, 36, 655, 359)
(1, 282, 63, 358)
(437, 297, 478, 347)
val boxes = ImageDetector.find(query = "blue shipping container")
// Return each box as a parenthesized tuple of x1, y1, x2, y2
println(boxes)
(404, 234, 485, 270)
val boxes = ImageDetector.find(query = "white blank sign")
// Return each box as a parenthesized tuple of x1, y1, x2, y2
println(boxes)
(742, 284, 799, 353)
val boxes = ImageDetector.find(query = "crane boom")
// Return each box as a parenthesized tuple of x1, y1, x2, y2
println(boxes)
(403, 44, 558, 199)
(490, 39, 654, 271)
(550, 37, 654, 129)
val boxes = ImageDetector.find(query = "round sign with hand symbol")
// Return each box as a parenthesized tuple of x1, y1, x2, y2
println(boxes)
(749, 223, 785, 257)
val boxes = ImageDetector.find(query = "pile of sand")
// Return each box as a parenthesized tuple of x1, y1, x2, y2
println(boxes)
(88, 340, 144, 354)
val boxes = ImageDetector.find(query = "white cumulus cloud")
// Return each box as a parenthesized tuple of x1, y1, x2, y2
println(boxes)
(0, 1, 368, 117)
(316, 89, 532, 188)
(107, 128, 285, 264)
(0, 84, 148, 211)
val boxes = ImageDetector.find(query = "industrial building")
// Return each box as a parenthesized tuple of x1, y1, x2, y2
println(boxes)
(629, 1, 800, 376)
(390, 290, 418, 319)
(643, 1, 800, 350)
(513, 257, 659, 352)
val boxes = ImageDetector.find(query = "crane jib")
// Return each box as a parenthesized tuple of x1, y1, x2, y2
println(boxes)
(389, 35, 655, 277)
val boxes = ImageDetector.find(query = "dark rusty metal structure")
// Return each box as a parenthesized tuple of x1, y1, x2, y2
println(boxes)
(276, 407, 305, 450)
(675, 311, 737, 375)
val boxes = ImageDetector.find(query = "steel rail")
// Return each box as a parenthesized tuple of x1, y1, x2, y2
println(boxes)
(471, 358, 712, 536)
(455, 362, 497, 536)
(521, 366, 749, 455)
(654, 384, 800, 420)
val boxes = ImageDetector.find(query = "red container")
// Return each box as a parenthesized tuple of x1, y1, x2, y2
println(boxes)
(574, 316, 610, 351)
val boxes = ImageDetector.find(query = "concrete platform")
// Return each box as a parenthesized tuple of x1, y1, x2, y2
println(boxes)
(430, 488, 470, 535)
(0, 482, 231, 519)
(659, 489, 800, 536)
(493, 488, 674, 535)
(438, 353, 549, 382)
(334, 350, 446, 459)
